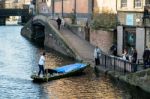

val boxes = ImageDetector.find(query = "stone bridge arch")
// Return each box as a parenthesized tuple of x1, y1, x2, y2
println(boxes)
(21, 15, 77, 59)
(32, 20, 45, 47)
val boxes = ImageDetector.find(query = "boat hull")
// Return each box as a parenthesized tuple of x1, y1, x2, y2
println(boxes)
(31, 64, 89, 82)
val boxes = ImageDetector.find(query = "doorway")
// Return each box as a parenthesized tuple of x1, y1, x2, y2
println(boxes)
(123, 27, 136, 55)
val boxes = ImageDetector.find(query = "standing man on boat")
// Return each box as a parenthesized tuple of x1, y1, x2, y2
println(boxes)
(38, 52, 46, 77)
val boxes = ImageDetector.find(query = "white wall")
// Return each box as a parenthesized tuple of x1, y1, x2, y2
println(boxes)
(136, 28, 145, 59)
(117, 26, 123, 55)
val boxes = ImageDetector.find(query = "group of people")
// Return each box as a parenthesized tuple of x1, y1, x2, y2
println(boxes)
(122, 48, 137, 71)
(56, 17, 65, 30)
(122, 46, 150, 71)
(38, 46, 102, 77)
(37, 45, 150, 76)
(122, 48, 137, 64)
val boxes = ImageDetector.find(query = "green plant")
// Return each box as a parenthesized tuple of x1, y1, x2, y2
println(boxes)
(91, 7, 117, 30)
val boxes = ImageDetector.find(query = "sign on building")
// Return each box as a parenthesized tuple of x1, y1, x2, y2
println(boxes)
(126, 14, 134, 26)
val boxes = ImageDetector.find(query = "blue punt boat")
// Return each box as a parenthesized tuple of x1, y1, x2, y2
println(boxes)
(31, 63, 89, 82)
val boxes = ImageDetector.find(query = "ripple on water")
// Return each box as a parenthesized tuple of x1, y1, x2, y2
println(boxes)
(43, 68, 129, 99)
(0, 26, 48, 99)
(0, 26, 150, 99)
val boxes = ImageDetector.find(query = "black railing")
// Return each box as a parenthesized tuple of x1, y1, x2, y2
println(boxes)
(99, 52, 140, 75)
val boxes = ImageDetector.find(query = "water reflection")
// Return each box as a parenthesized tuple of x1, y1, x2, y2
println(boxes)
(44, 67, 124, 99)
(0, 26, 47, 99)
(0, 26, 150, 99)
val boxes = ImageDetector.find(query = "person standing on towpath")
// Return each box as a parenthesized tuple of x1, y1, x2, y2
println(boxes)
(94, 46, 101, 66)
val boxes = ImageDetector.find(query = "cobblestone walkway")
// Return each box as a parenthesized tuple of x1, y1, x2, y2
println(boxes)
(50, 20, 95, 65)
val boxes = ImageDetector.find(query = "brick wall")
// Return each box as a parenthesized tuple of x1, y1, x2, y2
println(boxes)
(54, 0, 89, 14)
(54, 0, 62, 13)
(63, 0, 74, 13)
(90, 30, 114, 53)
(76, 0, 88, 13)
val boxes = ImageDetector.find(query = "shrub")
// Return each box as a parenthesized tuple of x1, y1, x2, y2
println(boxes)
(91, 7, 117, 30)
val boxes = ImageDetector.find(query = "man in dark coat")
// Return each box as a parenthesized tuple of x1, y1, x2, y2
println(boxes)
(110, 44, 117, 56)
(132, 48, 137, 72)
(143, 47, 150, 69)
(56, 17, 61, 30)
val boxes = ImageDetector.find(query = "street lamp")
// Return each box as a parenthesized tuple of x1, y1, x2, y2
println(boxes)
(52, 0, 54, 17)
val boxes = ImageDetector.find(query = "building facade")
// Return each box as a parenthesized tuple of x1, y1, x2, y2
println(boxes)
(48, 0, 117, 25)
(117, 0, 150, 59)
(35, 0, 150, 59)
(3, 0, 32, 9)
(93, 0, 117, 13)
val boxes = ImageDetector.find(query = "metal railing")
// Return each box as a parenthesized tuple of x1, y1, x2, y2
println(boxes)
(99, 52, 140, 75)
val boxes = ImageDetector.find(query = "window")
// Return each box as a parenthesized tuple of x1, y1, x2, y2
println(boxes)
(134, 0, 142, 7)
(121, 0, 127, 7)
(146, 0, 150, 5)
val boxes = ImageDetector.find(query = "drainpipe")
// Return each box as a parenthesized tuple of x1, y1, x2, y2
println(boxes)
(91, 0, 94, 20)
(74, 0, 76, 18)
(62, 0, 63, 17)
(88, 0, 93, 22)
(35, 0, 38, 14)
(52, 0, 54, 17)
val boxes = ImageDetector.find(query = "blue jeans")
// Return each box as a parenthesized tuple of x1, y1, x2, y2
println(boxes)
(38, 65, 45, 76)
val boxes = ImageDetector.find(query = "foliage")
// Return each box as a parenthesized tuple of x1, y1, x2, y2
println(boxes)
(91, 7, 117, 30)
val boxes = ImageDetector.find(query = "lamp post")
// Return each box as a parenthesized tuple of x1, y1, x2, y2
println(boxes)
(62, 0, 63, 17)
(35, 0, 38, 14)
(52, 0, 54, 17)
(74, 0, 76, 16)
(91, 0, 94, 20)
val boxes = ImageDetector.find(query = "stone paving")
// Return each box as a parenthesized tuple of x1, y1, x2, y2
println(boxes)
(49, 19, 95, 65)
(36, 3, 95, 65)
(33, 15, 96, 68)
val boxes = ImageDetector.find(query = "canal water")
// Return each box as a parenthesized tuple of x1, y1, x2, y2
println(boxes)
(0, 26, 150, 99)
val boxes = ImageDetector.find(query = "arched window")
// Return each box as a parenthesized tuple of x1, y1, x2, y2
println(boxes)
(134, 0, 142, 7)
(121, 0, 127, 7)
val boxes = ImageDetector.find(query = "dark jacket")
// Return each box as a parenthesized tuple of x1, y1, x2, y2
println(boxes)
(132, 52, 137, 63)
(143, 49, 150, 61)
(56, 18, 61, 25)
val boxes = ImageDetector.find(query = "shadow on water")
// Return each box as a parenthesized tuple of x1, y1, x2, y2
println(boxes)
(23, 34, 75, 64)
(94, 66, 101, 77)
(94, 66, 150, 99)
(22, 37, 44, 49)
(111, 78, 150, 99)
